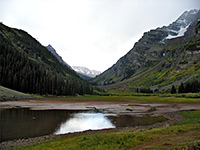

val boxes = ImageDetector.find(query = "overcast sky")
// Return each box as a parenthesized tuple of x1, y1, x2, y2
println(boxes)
(0, 0, 199, 72)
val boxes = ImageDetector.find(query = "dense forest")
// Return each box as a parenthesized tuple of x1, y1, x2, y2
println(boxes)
(0, 23, 93, 95)
(171, 80, 200, 94)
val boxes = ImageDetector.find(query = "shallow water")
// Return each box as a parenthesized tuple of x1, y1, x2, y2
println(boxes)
(54, 113, 115, 135)
(0, 108, 166, 142)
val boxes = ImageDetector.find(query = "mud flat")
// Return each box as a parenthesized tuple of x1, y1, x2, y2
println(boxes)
(1, 99, 200, 115)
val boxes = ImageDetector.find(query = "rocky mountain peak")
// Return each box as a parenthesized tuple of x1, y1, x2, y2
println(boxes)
(175, 9, 198, 25)
(47, 44, 56, 53)
(72, 66, 101, 78)
(164, 9, 199, 40)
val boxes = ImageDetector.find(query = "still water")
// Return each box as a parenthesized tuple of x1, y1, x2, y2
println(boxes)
(54, 113, 115, 135)
(0, 108, 166, 142)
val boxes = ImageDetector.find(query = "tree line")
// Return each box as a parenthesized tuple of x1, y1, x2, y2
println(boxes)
(0, 35, 93, 95)
(171, 80, 200, 94)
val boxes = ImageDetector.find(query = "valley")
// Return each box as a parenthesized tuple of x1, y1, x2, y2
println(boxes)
(0, 5, 200, 150)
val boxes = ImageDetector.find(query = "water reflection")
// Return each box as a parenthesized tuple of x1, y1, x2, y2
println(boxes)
(0, 108, 167, 142)
(0, 108, 74, 142)
(54, 113, 115, 135)
(108, 114, 167, 127)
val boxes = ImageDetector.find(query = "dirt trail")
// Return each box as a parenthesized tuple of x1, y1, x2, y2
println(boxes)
(129, 129, 200, 150)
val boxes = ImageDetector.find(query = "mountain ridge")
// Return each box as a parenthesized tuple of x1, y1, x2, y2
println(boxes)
(91, 9, 200, 92)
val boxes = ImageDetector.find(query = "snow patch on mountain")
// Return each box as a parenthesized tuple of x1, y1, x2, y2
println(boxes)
(72, 66, 101, 78)
(165, 24, 190, 39)
(163, 9, 199, 41)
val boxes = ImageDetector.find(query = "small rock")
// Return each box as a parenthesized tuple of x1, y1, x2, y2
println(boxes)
(163, 143, 171, 146)
(126, 108, 133, 111)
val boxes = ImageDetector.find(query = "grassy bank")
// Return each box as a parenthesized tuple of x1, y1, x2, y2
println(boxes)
(106, 90, 200, 98)
(42, 94, 200, 103)
(13, 110, 200, 150)
(0, 85, 34, 101)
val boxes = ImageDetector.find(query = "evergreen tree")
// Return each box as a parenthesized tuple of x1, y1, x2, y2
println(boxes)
(171, 85, 176, 94)
(178, 82, 185, 93)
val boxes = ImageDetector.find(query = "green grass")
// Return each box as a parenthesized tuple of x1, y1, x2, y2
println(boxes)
(43, 95, 126, 101)
(107, 89, 200, 98)
(15, 131, 154, 150)
(41, 94, 200, 103)
(142, 129, 200, 150)
(126, 95, 200, 103)
(144, 110, 200, 149)
(0, 85, 33, 101)
(13, 126, 199, 150)
(175, 110, 200, 125)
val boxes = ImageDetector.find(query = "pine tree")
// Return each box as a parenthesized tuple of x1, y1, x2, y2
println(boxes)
(171, 85, 176, 94)
(178, 82, 185, 93)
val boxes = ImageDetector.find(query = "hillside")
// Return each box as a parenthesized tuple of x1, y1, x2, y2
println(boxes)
(91, 9, 200, 92)
(0, 85, 34, 101)
(0, 23, 93, 95)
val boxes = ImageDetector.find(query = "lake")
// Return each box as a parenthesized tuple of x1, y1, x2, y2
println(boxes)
(0, 108, 166, 142)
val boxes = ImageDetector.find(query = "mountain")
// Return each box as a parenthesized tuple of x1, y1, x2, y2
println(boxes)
(45, 45, 101, 80)
(46, 44, 72, 69)
(72, 66, 101, 78)
(0, 23, 93, 95)
(91, 9, 200, 92)
(161, 9, 198, 40)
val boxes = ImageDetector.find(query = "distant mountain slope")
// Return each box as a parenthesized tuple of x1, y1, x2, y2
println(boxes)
(0, 23, 93, 95)
(72, 66, 101, 78)
(46, 44, 72, 69)
(46, 45, 101, 80)
(91, 9, 200, 92)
